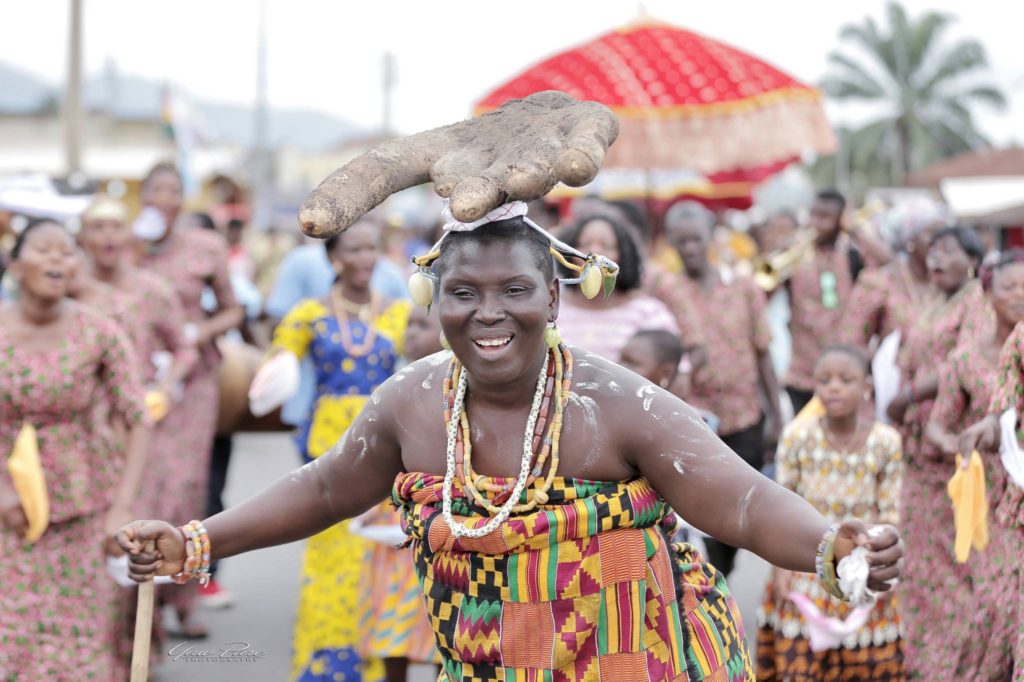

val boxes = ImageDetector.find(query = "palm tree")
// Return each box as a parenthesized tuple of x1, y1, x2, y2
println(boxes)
(821, 1, 1006, 187)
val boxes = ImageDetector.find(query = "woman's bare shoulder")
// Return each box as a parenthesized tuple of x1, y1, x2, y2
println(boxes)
(570, 347, 686, 418)
(373, 351, 453, 406)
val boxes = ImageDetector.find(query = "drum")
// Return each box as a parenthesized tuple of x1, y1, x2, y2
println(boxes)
(216, 340, 290, 435)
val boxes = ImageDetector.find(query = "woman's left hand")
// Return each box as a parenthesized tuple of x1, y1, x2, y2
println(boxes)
(834, 519, 903, 593)
(103, 505, 134, 557)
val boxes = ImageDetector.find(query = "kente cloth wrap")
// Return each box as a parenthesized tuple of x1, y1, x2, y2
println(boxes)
(393, 473, 754, 682)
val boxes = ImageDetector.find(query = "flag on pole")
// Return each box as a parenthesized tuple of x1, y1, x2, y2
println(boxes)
(160, 83, 200, 198)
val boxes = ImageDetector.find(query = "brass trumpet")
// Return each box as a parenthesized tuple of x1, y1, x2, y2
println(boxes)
(753, 232, 815, 292)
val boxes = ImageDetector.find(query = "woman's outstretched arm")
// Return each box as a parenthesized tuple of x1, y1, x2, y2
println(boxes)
(117, 377, 405, 581)
(610, 368, 902, 591)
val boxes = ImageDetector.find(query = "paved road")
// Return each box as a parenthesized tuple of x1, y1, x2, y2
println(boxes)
(151, 433, 770, 681)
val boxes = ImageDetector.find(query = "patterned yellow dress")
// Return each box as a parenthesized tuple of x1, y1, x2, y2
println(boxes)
(757, 416, 904, 681)
(273, 297, 410, 682)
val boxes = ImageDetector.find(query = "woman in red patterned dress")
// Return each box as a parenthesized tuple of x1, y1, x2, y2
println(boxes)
(929, 250, 1024, 680)
(134, 162, 243, 638)
(886, 226, 989, 679)
(0, 220, 150, 679)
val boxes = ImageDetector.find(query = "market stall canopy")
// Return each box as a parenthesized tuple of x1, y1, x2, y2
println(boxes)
(940, 176, 1024, 223)
(475, 17, 836, 204)
(907, 146, 1024, 188)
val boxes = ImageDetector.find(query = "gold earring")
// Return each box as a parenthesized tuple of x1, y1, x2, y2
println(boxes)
(439, 332, 451, 351)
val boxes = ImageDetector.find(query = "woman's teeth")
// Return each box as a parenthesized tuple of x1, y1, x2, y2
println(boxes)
(476, 337, 511, 348)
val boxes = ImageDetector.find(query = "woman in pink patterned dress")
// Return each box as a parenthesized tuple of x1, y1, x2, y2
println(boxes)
(554, 213, 687, 363)
(923, 249, 1024, 679)
(0, 220, 150, 680)
(985, 320, 1024, 681)
(79, 195, 199, 666)
(886, 226, 989, 679)
(134, 162, 243, 637)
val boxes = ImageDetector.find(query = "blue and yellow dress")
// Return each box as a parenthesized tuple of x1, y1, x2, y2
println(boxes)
(273, 297, 410, 682)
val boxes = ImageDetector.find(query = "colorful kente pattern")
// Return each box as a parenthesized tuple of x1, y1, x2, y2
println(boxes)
(393, 474, 754, 681)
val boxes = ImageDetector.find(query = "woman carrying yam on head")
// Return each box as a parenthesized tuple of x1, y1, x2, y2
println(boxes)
(118, 92, 904, 682)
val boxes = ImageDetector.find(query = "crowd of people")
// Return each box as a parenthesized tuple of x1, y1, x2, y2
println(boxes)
(0, 153, 1021, 682)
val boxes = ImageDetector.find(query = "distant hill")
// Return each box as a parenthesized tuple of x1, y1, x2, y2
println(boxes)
(0, 61, 364, 151)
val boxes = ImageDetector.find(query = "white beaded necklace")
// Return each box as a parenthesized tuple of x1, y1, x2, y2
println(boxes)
(441, 352, 550, 539)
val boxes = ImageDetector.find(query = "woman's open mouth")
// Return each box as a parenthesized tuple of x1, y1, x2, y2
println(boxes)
(474, 336, 512, 348)
(472, 333, 515, 355)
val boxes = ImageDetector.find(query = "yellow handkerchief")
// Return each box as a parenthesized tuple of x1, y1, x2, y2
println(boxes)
(6, 422, 49, 542)
(795, 396, 826, 423)
(144, 390, 170, 423)
(947, 451, 988, 563)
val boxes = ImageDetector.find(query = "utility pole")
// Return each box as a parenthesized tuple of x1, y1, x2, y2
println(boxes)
(63, 0, 84, 177)
(251, 0, 272, 230)
(382, 52, 395, 135)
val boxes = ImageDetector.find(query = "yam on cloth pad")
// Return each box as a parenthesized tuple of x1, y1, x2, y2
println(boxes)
(299, 91, 619, 238)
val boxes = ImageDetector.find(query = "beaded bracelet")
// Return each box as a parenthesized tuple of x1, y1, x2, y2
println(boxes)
(171, 520, 211, 586)
(815, 523, 845, 600)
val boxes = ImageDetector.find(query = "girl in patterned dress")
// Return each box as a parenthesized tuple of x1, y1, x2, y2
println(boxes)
(927, 250, 1024, 680)
(885, 226, 990, 679)
(134, 162, 243, 639)
(758, 345, 904, 680)
(269, 221, 410, 682)
(0, 220, 150, 680)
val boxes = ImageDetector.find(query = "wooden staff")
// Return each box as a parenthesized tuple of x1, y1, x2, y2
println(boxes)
(130, 541, 156, 682)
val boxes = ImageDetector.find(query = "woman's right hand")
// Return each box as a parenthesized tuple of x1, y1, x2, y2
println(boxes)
(115, 520, 186, 582)
(959, 415, 1000, 455)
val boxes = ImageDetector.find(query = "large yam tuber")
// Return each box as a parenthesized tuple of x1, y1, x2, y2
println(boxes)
(299, 91, 619, 238)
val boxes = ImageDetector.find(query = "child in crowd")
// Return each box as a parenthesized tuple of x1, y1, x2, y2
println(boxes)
(757, 345, 904, 680)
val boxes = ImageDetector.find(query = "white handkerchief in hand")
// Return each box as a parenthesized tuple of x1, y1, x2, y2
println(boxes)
(106, 555, 172, 588)
(788, 591, 872, 652)
(248, 351, 300, 417)
(837, 547, 877, 607)
(999, 409, 1024, 489)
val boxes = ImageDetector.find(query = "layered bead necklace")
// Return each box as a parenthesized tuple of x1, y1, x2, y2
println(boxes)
(441, 343, 573, 539)
(330, 285, 381, 357)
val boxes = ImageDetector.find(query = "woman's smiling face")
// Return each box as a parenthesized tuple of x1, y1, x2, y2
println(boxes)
(437, 239, 557, 387)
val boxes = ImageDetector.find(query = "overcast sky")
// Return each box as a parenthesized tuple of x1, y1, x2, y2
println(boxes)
(3, 0, 1022, 143)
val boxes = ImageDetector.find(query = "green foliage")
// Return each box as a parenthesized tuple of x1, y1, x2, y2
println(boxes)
(820, 1, 1006, 189)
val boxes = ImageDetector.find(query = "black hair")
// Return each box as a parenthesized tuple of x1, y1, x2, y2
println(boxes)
(11, 218, 67, 260)
(816, 343, 869, 375)
(226, 218, 245, 231)
(322, 218, 383, 260)
(981, 248, 1024, 292)
(190, 212, 216, 230)
(432, 217, 554, 283)
(142, 161, 182, 190)
(929, 226, 985, 271)
(630, 329, 684, 367)
(815, 188, 847, 214)
(558, 214, 643, 291)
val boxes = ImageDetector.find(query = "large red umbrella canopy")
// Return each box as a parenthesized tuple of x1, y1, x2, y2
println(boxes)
(475, 19, 836, 206)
